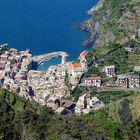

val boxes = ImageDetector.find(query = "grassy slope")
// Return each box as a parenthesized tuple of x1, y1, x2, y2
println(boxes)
(0, 88, 119, 140)
(108, 93, 140, 122)
(0, 88, 140, 140)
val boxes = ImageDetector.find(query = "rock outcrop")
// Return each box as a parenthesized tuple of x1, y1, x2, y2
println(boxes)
(81, 0, 140, 48)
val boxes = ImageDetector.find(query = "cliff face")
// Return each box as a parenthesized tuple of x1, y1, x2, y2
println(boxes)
(82, 0, 140, 48)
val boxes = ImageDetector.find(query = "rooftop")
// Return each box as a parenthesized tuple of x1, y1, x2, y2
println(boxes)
(69, 63, 81, 69)
(79, 51, 89, 59)
(105, 65, 115, 69)
(86, 76, 101, 80)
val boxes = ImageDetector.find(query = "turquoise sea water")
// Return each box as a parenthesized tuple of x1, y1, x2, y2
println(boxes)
(0, 0, 98, 70)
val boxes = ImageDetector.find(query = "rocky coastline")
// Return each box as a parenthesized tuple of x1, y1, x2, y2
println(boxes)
(79, 0, 115, 48)
(80, 0, 140, 48)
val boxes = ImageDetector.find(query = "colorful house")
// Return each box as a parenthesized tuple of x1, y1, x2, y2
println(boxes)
(85, 76, 101, 87)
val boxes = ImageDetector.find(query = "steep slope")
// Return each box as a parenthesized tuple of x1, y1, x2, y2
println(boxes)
(82, 0, 140, 48)
(0, 88, 140, 140)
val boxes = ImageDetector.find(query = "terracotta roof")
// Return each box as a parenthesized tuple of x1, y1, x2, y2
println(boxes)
(0, 72, 5, 77)
(85, 76, 101, 81)
(69, 63, 81, 70)
(79, 51, 89, 58)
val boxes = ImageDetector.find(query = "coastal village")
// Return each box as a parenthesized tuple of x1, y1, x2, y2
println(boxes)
(0, 0, 139, 117)
(0, 0, 140, 139)
(0, 40, 140, 115)
(0, 44, 104, 115)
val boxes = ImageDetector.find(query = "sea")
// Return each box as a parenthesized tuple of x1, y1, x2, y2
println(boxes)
(0, 0, 98, 70)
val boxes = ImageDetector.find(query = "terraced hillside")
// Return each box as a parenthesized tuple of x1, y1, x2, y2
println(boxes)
(83, 0, 140, 48)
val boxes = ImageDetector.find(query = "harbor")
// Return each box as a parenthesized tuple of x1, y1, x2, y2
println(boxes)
(32, 51, 69, 65)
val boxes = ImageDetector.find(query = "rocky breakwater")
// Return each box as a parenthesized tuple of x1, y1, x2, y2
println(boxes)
(80, 0, 139, 48)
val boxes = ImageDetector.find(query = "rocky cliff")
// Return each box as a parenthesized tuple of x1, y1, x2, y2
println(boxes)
(81, 0, 140, 48)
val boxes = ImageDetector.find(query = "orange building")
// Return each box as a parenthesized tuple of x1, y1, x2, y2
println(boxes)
(79, 51, 90, 59)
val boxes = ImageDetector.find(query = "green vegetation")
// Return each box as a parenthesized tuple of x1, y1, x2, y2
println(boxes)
(118, 98, 132, 125)
(98, 47, 129, 74)
(93, 42, 120, 58)
(92, 91, 135, 104)
(71, 87, 83, 101)
(87, 66, 106, 78)
(90, 0, 140, 48)
(0, 88, 140, 139)
(88, 41, 140, 75)
(0, 88, 119, 139)
(1, 44, 10, 54)
(128, 50, 140, 67)
(86, 53, 94, 63)
(0, 1, 140, 139)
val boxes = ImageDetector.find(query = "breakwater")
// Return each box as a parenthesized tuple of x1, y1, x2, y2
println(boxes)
(33, 51, 69, 65)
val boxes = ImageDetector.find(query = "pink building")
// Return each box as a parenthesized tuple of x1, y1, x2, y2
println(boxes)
(85, 76, 101, 87)
(0, 70, 6, 78)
